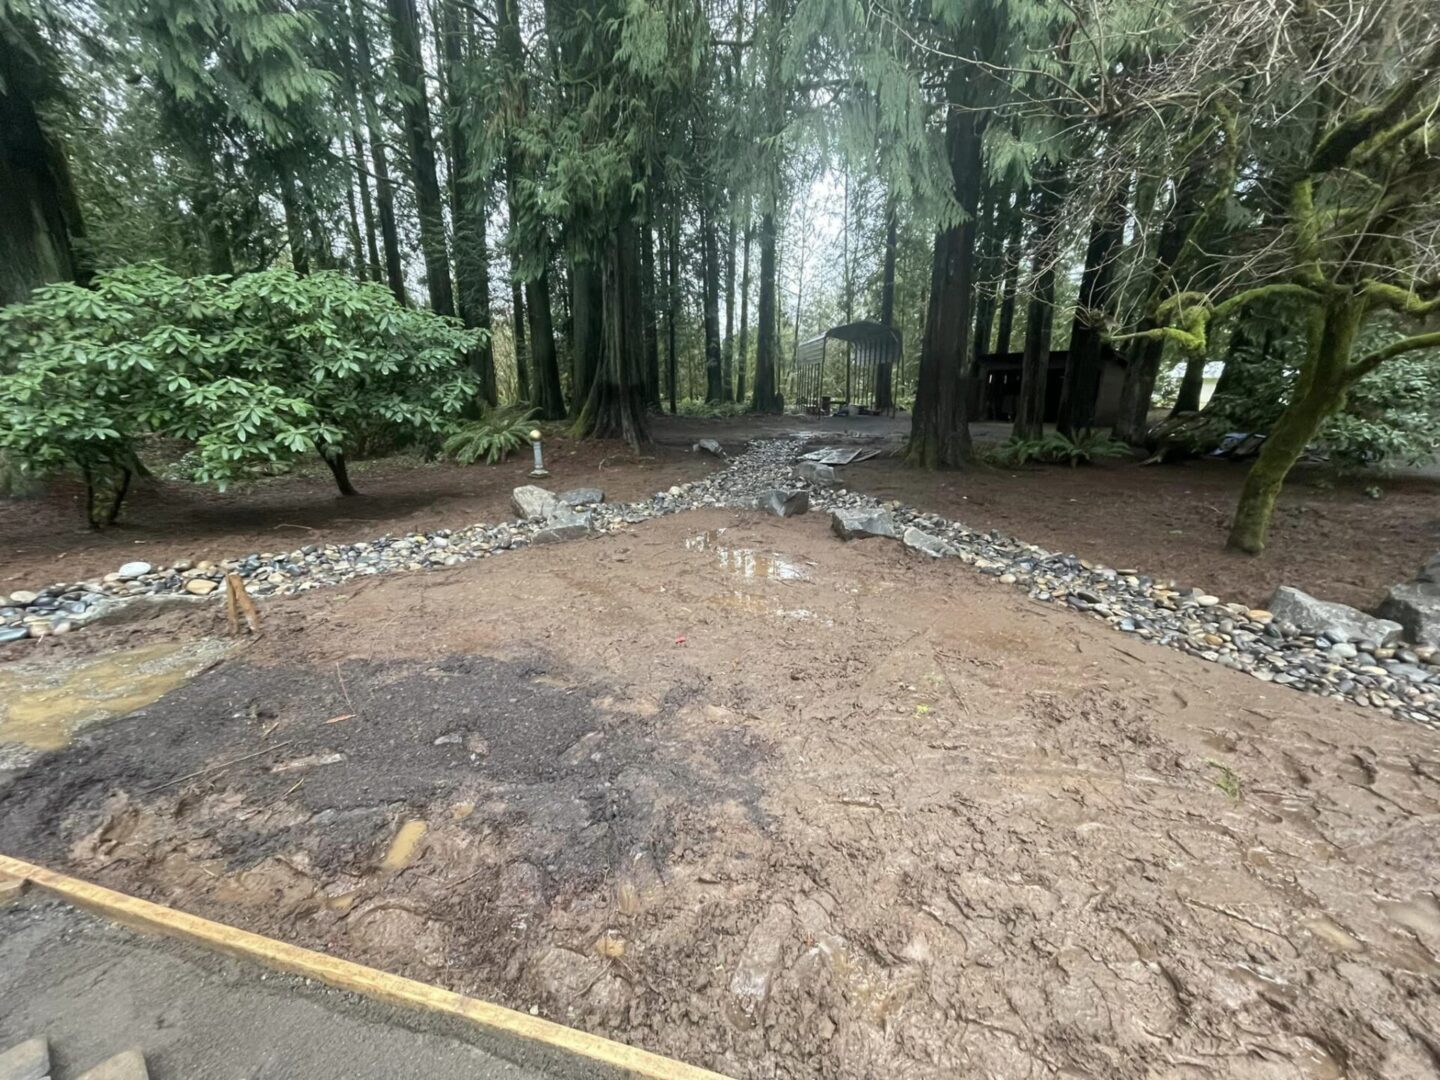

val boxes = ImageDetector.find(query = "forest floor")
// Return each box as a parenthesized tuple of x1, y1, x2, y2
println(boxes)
(1, 508, 1438, 1078)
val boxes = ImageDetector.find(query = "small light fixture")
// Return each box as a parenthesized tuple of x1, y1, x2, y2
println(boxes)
(529, 429, 549, 478)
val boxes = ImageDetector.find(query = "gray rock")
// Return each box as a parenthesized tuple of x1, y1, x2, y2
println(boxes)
(902, 527, 953, 559)
(757, 489, 809, 518)
(511, 484, 560, 521)
(531, 509, 594, 544)
(1329, 641, 1359, 660)
(694, 438, 726, 457)
(831, 507, 898, 541)
(1417, 551, 1440, 584)
(558, 487, 605, 507)
(76, 1049, 150, 1080)
(1377, 581, 1440, 647)
(116, 560, 153, 580)
(0, 1037, 49, 1080)
(0, 626, 28, 645)
(795, 461, 838, 486)
(7, 590, 37, 606)
(1267, 585, 1402, 646)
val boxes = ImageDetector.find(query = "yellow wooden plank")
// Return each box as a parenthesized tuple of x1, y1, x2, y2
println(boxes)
(0, 853, 729, 1080)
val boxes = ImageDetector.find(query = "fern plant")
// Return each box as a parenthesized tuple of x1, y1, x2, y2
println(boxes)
(441, 407, 539, 465)
(986, 432, 1131, 468)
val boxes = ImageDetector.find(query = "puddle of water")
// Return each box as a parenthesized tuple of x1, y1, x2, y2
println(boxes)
(0, 641, 229, 751)
(686, 529, 808, 581)
(381, 819, 428, 870)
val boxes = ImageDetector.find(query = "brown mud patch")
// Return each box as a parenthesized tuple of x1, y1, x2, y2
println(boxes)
(2, 510, 1439, 1078)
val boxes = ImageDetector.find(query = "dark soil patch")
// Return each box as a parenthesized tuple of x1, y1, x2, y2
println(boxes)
(846, 451, 1440, 610)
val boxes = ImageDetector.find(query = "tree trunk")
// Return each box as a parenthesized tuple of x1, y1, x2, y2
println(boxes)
(700, 209, 724, 403)
(736, 218, 752, 404)
(641, 220, 661, 408)
(970, 183, 1003, 365)
(1228, 296, 1360, 553)
(722, 216, 736, 402)
(1114, 337, 1166, 442)
(1171, 353, 1207, 414)
(385, 0, 454, 317)
(349, 0, 406, 304)
(569, 251, 603, 414)
(351, 128, 381, 280)
(1057, 175, 1130, 437)
(994, 192, 1024, 354)
(441, 0, 495, 404)
(511, 280, 530, 401)
(342, 143, 366, 278)
(875, 198, 898, 411)
(1114, 167, 1206, 442)
(0, 20, 88, 305)
(320, 448, 361, 497)
(666, 206, 679, 412)
(576, 216, 650, 447)
(278, 163, 310, 275)
(908, 104, 982, 468)
(526, 271, 565, 419)
(1014, 181, 1063, 441)
(752, 207, 781, 412)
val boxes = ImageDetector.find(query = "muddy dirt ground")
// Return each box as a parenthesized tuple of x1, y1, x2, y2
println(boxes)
(5, 413, 1435, 619)
(0, 432, 717, 587)
(2, 509, 1438, 1078)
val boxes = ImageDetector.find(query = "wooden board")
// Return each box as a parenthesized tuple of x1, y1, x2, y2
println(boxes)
(0, 853, 730, 1080)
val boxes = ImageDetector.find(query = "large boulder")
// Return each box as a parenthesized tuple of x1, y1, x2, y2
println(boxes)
(902, 527, 953, 559)
(694, 438, 726, 458)
(756, 489, 809, 518)
(1377, 581, 1440, 647)
(795, 461, 838, 486)
(531, 509, 595, 544)
(558, 487, 605, 507)
(830, 507, 898, 541)
(1267, 585, 1403, 645)
(511, 484, 560, 521)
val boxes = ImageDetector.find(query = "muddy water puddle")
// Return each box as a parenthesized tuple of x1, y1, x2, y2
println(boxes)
(0, 640, 230, 754)
(686, 528, 810, 582)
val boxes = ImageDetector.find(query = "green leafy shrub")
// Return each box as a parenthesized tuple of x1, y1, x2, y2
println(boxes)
(0, 264, 482, 525)
(441, 406, 539, 465)
(674, 398, 750, 419)
(986, 431, 1132, 468)
(1204, 316, 1440, 469)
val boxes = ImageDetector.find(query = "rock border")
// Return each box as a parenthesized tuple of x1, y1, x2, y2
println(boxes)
(3, 437, 1437, 730)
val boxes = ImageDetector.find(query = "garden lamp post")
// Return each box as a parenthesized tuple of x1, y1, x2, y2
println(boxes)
(529, 430, 549, 478)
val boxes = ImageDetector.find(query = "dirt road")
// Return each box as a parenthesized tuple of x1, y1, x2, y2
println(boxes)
(2, 509, 1438, 1078)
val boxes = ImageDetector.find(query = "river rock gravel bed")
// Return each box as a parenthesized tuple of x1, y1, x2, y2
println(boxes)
(4, 436, 1438, 728)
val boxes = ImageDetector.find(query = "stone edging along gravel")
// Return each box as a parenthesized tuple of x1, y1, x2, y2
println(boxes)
(3, 437, 1438, 731)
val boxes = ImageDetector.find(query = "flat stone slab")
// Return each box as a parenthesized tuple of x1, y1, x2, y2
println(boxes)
(1377, 582, 1440, 648)
(831, 507, 898, 541)
(511, 485, 559, 521)
(902, 527, 953, 558)
(1268, 585, 1402, 645)
(757, 489, 809, 518)
(77, 1050, 149, 1080)
(531, 509, 594, 545)
(0, 1037, 49, 1080)
(795, 461, 838, 486)
(557, 487, 605, 507)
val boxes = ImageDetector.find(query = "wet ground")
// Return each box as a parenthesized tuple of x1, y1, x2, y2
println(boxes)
(2, 509, 1439, 1078)
(0, 894, 605, 1079)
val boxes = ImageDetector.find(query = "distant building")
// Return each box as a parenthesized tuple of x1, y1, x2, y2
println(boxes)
(972, 348, 1127, 425)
